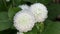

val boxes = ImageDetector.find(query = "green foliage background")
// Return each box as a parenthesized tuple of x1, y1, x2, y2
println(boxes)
(0, 0, 60, 34)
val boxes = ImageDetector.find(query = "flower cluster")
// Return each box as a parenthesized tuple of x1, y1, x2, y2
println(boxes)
(13, 3, 48, 34)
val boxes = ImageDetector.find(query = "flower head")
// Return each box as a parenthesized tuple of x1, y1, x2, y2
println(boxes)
(30, 3, 48, 22)
(14, 9, 36, 32)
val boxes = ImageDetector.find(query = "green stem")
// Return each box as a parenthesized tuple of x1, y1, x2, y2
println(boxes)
(3, 0, 7, 9)
(12, 0, 15, 7)
(36, 22, 44, 34)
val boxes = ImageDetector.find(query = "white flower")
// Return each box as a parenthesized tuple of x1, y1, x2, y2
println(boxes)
(14, 9, 36, 32)
(6, 0, 10, 2)
(17, 32, 24, 34)
(30, 3, 48, 22)
(19, 4, 30, 10)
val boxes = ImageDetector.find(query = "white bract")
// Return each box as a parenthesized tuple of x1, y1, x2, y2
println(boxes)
(14, 9, 36, 32)
(19, 4, 30, 10)
(30, 3, 48, 22)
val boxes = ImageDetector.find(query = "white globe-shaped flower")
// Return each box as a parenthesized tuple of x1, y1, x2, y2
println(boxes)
(19, 4, 29, 10)
(17, 32, 24, 34)
(30, 3, 48, 22)
(14, 9, 36, 32)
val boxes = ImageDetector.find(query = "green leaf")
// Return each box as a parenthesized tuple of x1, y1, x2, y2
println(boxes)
(23, 0, 52, 5)
(36, 22, 44, 33)
(24, 22, 44, 34)
(47, 4, 60, 20)
(0, 12, 12, 31)
(42, 20, 60, 34)
(8, 6, 21, 21)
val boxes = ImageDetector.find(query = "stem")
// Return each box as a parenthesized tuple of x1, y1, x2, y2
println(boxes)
(36, 22, 44, 34)
(3, 0, 7, 9)
(12, 0, 15, 7)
